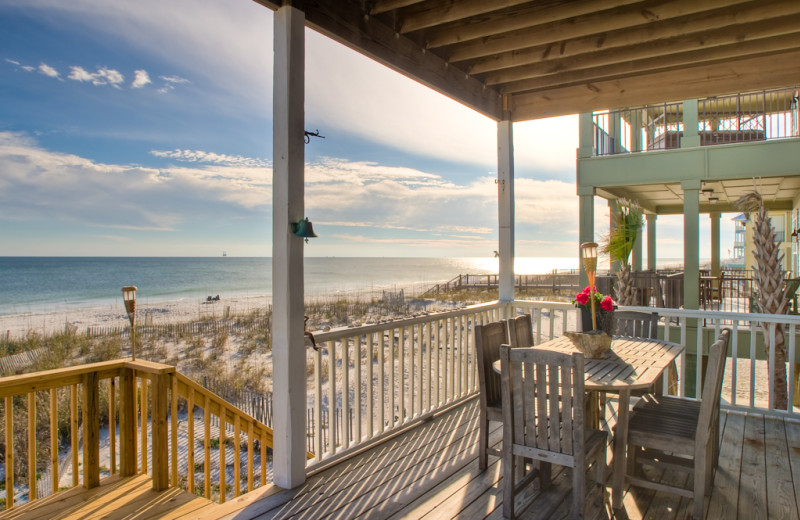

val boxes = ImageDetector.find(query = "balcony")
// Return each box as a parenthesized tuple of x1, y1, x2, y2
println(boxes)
(592, 86, 800, 157)
(2, 302, 800, 519)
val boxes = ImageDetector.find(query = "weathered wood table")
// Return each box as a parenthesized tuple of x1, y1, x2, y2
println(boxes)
(495, 335, 684, 509)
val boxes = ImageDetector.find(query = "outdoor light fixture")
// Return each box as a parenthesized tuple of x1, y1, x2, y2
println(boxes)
(122, 286, 137, 360)
(701, 188, 714, 196)
(708, 196, 719, 204)
(580, 242, 599, 331)
(292, 218, 318, 242)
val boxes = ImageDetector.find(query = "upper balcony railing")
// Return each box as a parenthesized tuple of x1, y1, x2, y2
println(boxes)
(592, 86, 800, 156)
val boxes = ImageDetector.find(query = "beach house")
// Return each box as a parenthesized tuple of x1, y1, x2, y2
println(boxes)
(5, 2, 800, 519)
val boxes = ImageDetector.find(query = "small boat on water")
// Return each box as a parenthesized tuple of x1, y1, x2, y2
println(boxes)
(222, 251, 227, 257)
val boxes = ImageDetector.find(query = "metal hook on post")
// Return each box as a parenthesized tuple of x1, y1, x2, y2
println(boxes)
(304, 129, 325, 144)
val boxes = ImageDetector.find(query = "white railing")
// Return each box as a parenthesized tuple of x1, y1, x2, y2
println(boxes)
(624, 305, 800, 416)
(306, 300, 578, 465)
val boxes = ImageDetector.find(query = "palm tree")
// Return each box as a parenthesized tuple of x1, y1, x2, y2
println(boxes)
(736, 190, 790, 409)
(601, 199, 643, 305)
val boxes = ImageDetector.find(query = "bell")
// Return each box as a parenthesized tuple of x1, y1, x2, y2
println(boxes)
(292, 218, 318, 238)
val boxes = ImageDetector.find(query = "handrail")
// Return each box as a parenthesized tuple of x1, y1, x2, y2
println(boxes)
(0, 359, 281, 510)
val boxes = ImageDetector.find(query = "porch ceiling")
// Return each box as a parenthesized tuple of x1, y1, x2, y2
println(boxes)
(598, 176, 800, 215)
(252, 0, 800, 122)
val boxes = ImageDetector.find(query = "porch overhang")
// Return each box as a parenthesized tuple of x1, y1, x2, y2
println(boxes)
(253, 0, 800, 120)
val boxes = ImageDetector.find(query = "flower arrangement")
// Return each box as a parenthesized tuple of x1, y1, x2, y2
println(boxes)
(573, 285, 615, 312)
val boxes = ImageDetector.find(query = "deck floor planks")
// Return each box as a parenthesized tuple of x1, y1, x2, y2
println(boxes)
(738, 413, 768, 519)
(0, 474, 215, 520)
(315, 410, 491, 519)
(785, 418, 800, 519)
(382, 424, 503, 519)
(14, 401, 800, 520)
(706, 411, 745, 518)
(215, 403, 478, 520)
(764, 413, 800, 519)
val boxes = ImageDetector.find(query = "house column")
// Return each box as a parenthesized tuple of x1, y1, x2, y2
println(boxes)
(632, 225, 643, 272)
(498, 113, 515, 302)
(647, 214, 657, 270)
(681, 99, 700, 148)
(609, 199, 620, 274)
(710, 212, 721, 277)
(682, 180, 701, 309)
(272, 5, 307, 489)
(578, 186, 595, 288)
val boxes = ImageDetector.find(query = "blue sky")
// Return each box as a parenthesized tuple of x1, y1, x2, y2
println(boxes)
(0, 0, 729, 259)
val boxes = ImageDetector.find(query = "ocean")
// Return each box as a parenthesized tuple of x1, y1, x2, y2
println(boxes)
(0, 256, 580, 316)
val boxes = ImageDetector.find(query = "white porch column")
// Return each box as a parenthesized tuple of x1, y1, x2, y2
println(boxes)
(578, 186, 595, 288)
(710, 212, 721, 277)
(647, 214, 657, 270)
(272, 5, 307, 489)
(608, 199, 620, 274)
(632, 224, 643, 272)
(682, 180, 701, 310)
(498, 117, 515, 302)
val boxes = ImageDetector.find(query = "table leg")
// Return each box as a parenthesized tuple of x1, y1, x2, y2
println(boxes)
(612, 390, 631, 509)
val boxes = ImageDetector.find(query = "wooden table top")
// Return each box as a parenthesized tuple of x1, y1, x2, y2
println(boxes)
(496, 336, 684, 393)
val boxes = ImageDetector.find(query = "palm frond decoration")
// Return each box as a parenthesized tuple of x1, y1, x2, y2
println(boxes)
(600, 199, 643, 305)
(601, 199, 644, 265)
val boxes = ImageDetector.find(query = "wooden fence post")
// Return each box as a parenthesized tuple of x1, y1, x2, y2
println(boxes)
(82, 371, 100, 488)
(119, 368, 136, 477)
(151, 373, 169, 491)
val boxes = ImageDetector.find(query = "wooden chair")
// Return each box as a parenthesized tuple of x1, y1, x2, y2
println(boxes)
(505, 313, 533, 347)
(623, 329, 730, 520)
(475, 321, 508, 470)
(613, 310, 658, 339)
(614, 310, 677, 395)
(500, 345, 607, 519)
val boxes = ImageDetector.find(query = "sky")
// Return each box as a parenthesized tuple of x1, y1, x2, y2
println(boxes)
(0, 0, 733, 260)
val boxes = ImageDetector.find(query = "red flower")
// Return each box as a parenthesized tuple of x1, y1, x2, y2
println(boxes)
(575, 291, 589, 305)
(600, 296, 614, 312)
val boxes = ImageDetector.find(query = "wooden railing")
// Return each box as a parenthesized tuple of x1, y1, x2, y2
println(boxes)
(0, 359, 277, 510)
(307, 300, 577, 465)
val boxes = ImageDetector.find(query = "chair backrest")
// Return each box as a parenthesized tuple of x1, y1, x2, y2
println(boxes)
(506, 314, 534, 347)
(500, 345, 586, 460)
(695, 329, 731, 448)
(613, 310, 659, 339)
(475, 321, 508, 408)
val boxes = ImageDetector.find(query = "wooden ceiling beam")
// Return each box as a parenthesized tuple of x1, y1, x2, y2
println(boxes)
(443, 0, 760, 61)
(398, 0, 531, 34)
(424, 0, 645, 48)
(370, 0, 426, 15)
(298, 0, 503, 120)
(494, 32, 800, 91)
(469, 9, 800, 75)
(510, 50, 800, 121)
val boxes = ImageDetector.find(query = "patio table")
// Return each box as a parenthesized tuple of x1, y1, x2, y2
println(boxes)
(494, 335, 684, 509)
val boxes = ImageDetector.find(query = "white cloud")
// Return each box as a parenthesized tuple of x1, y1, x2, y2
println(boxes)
(67, 65, 124, 87)
(151, 148, 269, 168)
(131, 69, 151, 88)
(68, 66, 93, 82)
(22, 65, 35, 72)
(38, 62, 59, 78)
(5, 58, 20, 65)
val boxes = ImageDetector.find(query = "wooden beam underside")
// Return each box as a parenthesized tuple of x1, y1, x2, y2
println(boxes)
(250, 0, 800, 122)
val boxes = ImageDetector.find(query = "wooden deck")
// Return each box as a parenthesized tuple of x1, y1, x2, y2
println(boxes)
(0, 473, 215, 520)
(6, 397, 800, 519)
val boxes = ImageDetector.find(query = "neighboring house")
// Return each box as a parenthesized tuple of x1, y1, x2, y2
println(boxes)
(576, 86, 800, 309)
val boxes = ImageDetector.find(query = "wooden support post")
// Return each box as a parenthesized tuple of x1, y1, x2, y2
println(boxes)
(28, 392, 36, 501)
(70, 385, 78, 487)
(272, 4, 307, 489)
(82, 372, 100, 489)
(108, 379, 116, 475)
(5, 396, 13, 509)
(118, 368, 136, 477)
(150, 373, 169, 491)
(50, 388, 58, 494)
(498, 112, 515, 303)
